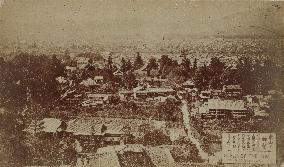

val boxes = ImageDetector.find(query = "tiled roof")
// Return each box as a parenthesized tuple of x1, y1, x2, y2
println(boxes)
(86, 93, 110, 100)
(208, 99, 246, 111)
(76, 57, 90, 61)
(146, 146, 175, 167)
(98, 145, 145, 154)
(223, 85, 242, 90)
(182, 80, 195, 86)
(94, 76, 104, 80)
(144, 77, 167, 82)
(91, 145, 178, 167)
(118, 90, 134, 94)
(136, 87, 174, 94)
(166, 128, 187, 141)
(80, 78, 100, 86)
(87, 151, 121, 167)
(41, 118, 62, 133)
(65, 117, 166, 136)
(66, 117, 104, 135)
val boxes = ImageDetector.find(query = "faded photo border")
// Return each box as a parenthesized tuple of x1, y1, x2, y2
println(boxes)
(0, 0, 283, 167)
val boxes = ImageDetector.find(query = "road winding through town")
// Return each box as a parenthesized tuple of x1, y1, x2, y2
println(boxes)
(180, 99, 209, 161)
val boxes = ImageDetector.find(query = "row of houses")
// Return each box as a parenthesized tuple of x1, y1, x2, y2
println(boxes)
(78, 76, 169, 89)
(65, 87, 244, 109)
(24, 117, 187, 153)
(61, 55, 245, 108)
(61, 85, 178, 107)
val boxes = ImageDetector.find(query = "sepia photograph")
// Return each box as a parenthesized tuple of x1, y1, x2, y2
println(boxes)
(0, 0, 283, 166)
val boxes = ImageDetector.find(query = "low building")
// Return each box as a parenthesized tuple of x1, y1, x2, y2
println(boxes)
(78, 145, 153, 167)
(65, 117, 168, 155)
(222, 85, 242, 97)
(66, 117, 166, 139)
(141, 77, 168, 88)
(81, 93, 112, 107)
(93, 76, 104, 83)
(65, 66, 77, 73)
(198, 99, 251, 119)
(92, 60, 105, 69)
(211, 90, 222, 98)
(182, 80, 196, 92)
(80, 78, 100, 87)
(65, 118, 125, 153)
(134, 87, 176, 101)
(199, 90, 211, 102)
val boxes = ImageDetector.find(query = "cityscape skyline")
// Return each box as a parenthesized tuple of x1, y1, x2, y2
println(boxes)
(0, 0, 283, 45)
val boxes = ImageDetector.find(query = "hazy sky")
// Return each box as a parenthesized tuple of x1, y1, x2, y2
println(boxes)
(0, 0, 283, 45)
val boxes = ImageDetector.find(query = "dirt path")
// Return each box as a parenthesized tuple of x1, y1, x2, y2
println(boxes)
(180, 100, 208, 161)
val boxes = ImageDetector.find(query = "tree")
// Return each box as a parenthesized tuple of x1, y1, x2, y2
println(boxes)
(51, 55, 65, 78)
(159, 55, 172, 76)
(133, 52, 144, 70)
(181, 56, 191, 71)
(192, 58, 198, 75)
(146, 58, 158, 76)
(0, 57, 4, 66)
(0, 58, 26, 108)
(252, 60, 264, 94)
(107, 55, 113, 67)
(262, 59, 277, 92)
(125, 59, 133, 72)
(0, 53, 64, 106)
(194, 64, 210, 90)
(121, 58, 133, 73)
(180, 56, 191, 79)
(0, 107, 27, 167)
(236, 57, 254, 94)
(22, 98, 62, 166)
(223, 68, 239, 85)
(208, 57, 225, 89)
(122, 71, 137, 90)
(103, 56, 116, 82)
(120, 58, 127, 73)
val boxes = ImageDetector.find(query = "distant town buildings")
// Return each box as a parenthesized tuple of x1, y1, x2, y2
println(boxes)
(222, 85, 242, 98)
